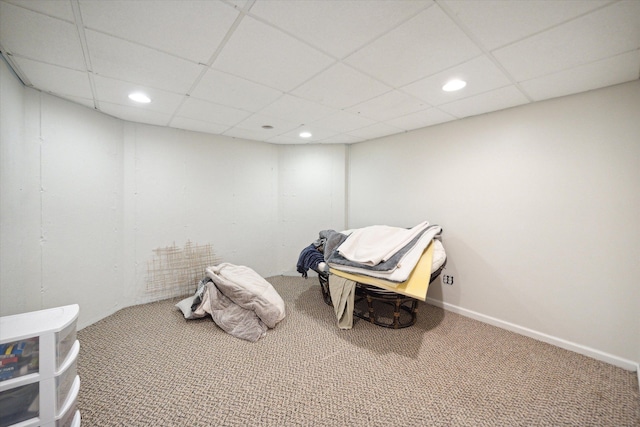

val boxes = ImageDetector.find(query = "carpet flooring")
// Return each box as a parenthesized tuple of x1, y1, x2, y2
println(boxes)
(77, 275, 639, 426)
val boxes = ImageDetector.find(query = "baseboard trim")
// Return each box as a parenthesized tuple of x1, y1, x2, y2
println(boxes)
(426, 297, 639, 372)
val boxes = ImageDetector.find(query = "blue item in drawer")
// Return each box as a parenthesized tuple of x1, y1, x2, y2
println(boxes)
(1, 340, 34, 356)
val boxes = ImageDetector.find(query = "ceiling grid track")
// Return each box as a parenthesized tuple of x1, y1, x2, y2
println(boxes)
(168, 1, 255, 128)
(69, 0, 99, 110)
(434, 0, 534, 103)
(0, 49, 29, 86)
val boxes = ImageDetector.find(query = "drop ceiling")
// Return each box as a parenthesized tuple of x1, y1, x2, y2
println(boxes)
(1, 0, 638, 144)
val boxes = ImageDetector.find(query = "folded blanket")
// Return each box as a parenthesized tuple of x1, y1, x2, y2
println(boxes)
(330, 238, 442, 302)
(329, 226, 441, 282)
(337, 221, 430, 266)
(327, 225, 440, 272)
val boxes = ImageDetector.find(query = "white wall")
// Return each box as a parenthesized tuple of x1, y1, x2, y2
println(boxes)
(0, 58, 40, 315)
(1, 58, 125, 327)
(348, 81, 640, 366)
(40, 95, 125, 327)
(122, 123, 280, 303)
(277, 144, 346, 275)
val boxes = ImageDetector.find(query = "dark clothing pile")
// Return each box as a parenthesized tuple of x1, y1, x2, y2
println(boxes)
(296, 244, 325, 278)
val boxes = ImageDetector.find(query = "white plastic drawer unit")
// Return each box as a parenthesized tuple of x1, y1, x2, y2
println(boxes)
(54, 341, 79, 412)
(0, 305, 81, 427)
(55, 321, 77, 372)
(54, 376, 80, 427)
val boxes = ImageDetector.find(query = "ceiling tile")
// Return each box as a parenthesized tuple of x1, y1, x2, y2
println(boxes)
(274, 126, 340, 143)
(345, 5, 481, 87)
(86, 30, 204, 94)
(267, 129, 343, 144)
(0, 2, 85, 70)
(309, 110, 376, 134)
(520, 50, 640, 102)
(249, 0, 432, 58)
(402, 55, 513, 106)
(12, 57, 92, 99)
(438, 85, 529, 118)
(347, 90, 430, 121)
(3, 0, 74, 21)
(227, 0, 252, 12)
(55, 94, 96, 110)
(176, 97, 251, 127)
(100, 101, 172, 126)
(93, 75, 186, 115)
(79, 0, 239, 64)
(493, 1, 640, 82)
(257, 95, 337, 125)
(292, 63, 391, 109)
(170, 117, 230, 135)
(265, 135, 306, 145)
(442, 0, 613, 50)
(223, 126, 276, 142)
(212, 15, 334, 91)
(347, 122, 405, 140)
(317, 134, 366, 145)
(385, 108, 455, 131)
(232, 113, 301, 136)
(190, 68, 283, 111)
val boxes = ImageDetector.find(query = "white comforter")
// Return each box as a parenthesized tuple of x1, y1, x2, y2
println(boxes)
(337, 221, 430, 266)
(206, 263, 285, 329)
(176, 263, 285, 342)
(329, 225, 442, 282)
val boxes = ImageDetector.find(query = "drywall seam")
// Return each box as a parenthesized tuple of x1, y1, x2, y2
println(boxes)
(38, 91, 44, 309)
(133, 125, 139, 302)
(344, 144, 350, 229)
(426, 296, 639, 372)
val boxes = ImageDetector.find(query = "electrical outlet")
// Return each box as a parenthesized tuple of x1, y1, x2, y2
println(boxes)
(441, 274, 454, 286)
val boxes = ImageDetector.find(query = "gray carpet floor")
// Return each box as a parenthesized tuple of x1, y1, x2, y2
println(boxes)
(77, 275, 639, 426)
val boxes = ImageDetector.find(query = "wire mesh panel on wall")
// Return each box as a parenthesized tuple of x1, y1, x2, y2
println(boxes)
(145, 241, 220, 300)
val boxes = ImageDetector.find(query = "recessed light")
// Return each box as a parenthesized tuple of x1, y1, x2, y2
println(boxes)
(128, 92, 151, 103)
(299, 131, 312, 138)
(442, 79, 467, 92)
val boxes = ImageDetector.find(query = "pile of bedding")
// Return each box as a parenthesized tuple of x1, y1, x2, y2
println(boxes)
(296, 221, 445, 329)
(176, 263, 285, 342)
(325, 221, 443, 283)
